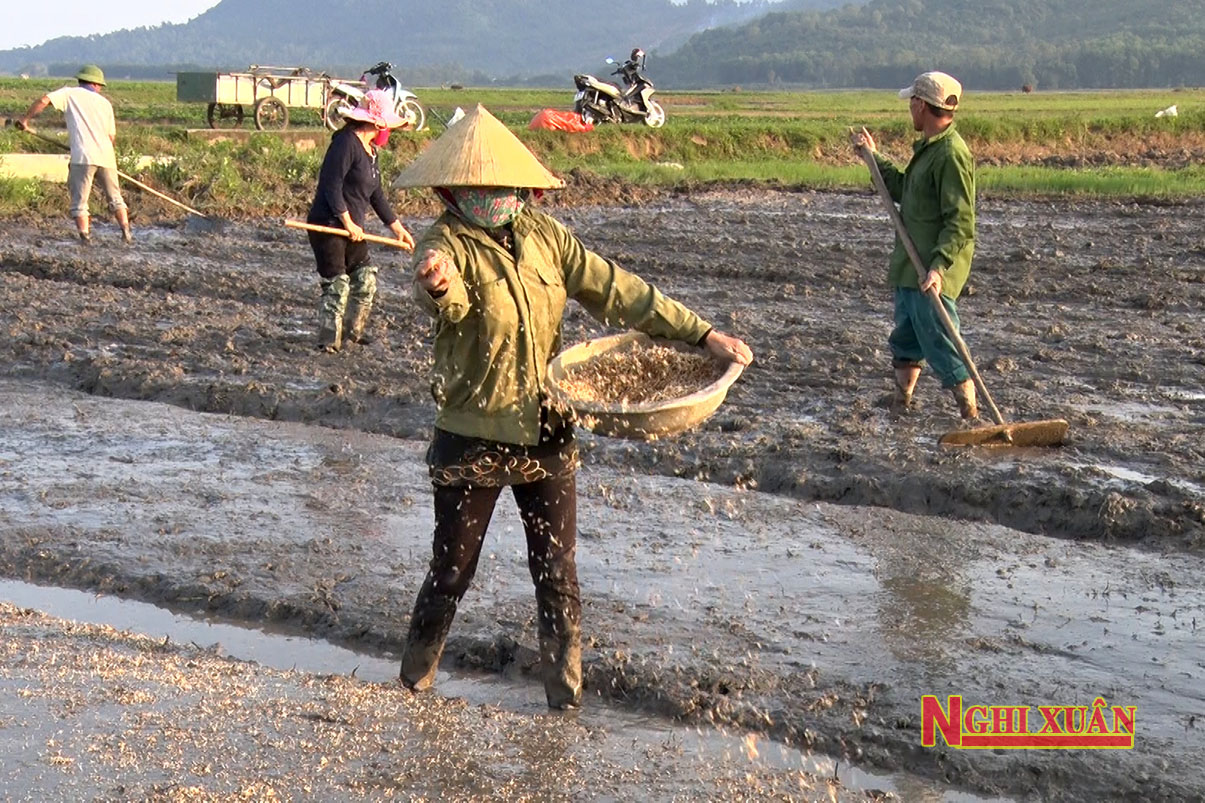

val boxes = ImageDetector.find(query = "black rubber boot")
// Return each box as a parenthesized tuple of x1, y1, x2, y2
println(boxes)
(540, 626, 583, 710)
(398, 579, 458, 691)
(536, 585, 583, 709)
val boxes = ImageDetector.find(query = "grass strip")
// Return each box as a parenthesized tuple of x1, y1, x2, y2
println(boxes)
(5, 79, 1205, 214)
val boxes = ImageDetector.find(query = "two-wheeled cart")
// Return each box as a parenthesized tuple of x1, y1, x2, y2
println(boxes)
(176, 65, 366, 130)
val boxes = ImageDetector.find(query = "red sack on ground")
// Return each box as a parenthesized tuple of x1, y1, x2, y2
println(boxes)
(529, 109, 594, 132)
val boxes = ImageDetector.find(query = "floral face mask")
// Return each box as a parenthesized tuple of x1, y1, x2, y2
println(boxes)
(449, 187, 525, 228)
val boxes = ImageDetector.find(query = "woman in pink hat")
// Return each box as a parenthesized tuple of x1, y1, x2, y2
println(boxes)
(306, 89, 415, 352)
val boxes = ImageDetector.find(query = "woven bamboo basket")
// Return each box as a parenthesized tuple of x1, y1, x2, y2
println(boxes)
(546, 331, 744, 440)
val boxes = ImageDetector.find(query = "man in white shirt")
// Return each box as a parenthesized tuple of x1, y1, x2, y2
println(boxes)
(18, 65, 132, 244)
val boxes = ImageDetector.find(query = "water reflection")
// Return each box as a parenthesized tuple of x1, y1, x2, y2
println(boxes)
(874, 537, 972, 665)
(0, 579, 1003, 801)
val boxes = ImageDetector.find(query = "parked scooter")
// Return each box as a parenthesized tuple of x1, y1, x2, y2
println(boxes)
(326, 62, 426, 131)
(573, 48, 665, 127)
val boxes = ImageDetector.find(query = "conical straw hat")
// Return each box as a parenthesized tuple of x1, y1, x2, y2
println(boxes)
(392, 104, 564, 189)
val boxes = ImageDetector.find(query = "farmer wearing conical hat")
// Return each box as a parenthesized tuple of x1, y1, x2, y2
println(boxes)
(393, 105, 753, 709)
(17, 65, 132, 245)
(306, 89, 415, 352)
(851, 71, 979, 420)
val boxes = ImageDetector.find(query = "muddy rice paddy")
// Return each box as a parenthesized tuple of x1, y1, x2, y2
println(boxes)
(0, 185, 1203, 801)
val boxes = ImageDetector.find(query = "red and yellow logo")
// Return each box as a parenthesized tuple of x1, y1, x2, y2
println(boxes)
(922, 695, 1135, 749)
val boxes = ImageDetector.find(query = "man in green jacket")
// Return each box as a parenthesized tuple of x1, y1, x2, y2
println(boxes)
(851, 71, 979, 419)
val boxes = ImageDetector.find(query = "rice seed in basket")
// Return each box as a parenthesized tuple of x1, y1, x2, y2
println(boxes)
(557, 344, 722, 405)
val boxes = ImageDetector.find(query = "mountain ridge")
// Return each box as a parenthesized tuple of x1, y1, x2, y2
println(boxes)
(657, 0, 1205, 89)
(0, 0, 845, 82)
(5, 0, 1197, 89)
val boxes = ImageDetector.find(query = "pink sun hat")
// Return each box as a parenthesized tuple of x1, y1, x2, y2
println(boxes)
(340, 89, 405, 128)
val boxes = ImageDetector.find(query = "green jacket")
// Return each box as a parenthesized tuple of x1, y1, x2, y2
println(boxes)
(412, 207, 712, 445)
(874, 123, 976, 299)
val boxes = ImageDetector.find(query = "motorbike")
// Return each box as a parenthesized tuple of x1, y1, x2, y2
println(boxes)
(573, 54, 665, 127)
(326, 61, 426, 131)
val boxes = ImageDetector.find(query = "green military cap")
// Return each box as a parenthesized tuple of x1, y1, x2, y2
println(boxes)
(75, 65, 106, 86)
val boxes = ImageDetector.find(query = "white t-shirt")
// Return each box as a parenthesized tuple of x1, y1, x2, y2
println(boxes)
(46, 86, 117, 168)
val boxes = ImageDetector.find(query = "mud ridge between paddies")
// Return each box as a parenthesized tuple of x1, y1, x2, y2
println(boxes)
(2, 186, 1201, 549)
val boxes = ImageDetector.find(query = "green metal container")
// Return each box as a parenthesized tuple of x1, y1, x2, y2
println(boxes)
(175, 72, 221, 104)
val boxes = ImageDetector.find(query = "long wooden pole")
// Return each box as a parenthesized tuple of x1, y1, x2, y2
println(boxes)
(116, 171, 210, 219)
(9, 121, 212, 219)
(285, 219, 414, 251)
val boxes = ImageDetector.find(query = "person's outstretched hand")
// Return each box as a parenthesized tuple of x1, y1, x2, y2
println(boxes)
(415, 249, 456, 295)
(704, 330, 754, 366)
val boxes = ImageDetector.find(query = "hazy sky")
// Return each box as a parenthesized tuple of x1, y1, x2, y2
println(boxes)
(1, 0, 788, 51)
(1, 1, 222, 51)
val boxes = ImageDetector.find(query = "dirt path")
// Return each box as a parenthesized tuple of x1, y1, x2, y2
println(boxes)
(1, 189, 1201, 548)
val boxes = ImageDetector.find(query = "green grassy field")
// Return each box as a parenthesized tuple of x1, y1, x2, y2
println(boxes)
(3, 78, 1205, 217)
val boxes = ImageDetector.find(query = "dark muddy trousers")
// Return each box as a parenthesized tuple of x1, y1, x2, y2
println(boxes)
(307, 229, 369, 279)
(400, 474, 583, 708)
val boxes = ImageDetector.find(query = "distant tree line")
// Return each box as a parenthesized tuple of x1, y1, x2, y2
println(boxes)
(657, 0, 1205, 89)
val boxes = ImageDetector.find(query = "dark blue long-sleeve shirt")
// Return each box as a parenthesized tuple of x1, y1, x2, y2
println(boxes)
(307, 127, 397, 228)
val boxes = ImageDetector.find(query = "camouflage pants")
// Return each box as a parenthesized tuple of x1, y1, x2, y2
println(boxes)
(345, 264, 378, 342)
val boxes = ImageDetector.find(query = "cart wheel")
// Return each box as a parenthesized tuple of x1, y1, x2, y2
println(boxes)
(206, 103, 245, 129)
(323, 97, 347, 131)
(253, 97, 289, 130)
(399, 99, 426, 131)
